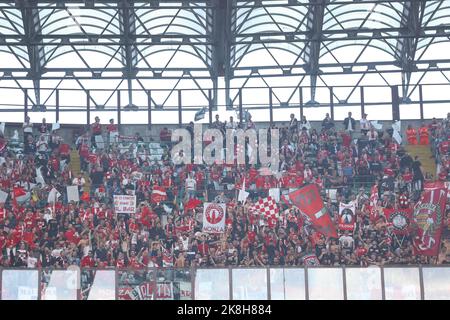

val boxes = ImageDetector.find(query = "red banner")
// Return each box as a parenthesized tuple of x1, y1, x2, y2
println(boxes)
(288, 184, 338, 238)
(384, 208, 413, 235)
(412, 187, 447, 256)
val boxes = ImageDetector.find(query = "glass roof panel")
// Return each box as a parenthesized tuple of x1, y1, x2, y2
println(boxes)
(0, 7, 24, 35)
(324, 2, 404, 31)
(39, 7, 121, 35)
(423, 1, 450, 27)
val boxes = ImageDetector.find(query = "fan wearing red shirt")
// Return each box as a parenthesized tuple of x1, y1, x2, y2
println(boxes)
(81, 252, 96, 268)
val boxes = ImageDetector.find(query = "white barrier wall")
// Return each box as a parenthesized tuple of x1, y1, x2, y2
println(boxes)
(1, 267, 449, 300)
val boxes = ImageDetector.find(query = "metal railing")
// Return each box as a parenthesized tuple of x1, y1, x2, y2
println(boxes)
(0, 83, 449, 125)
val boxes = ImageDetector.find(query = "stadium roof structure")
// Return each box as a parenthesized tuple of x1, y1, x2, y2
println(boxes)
(0, 0, 449, 122)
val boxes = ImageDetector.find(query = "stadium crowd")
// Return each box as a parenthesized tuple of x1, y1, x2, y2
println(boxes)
(0, 111, 449, 269)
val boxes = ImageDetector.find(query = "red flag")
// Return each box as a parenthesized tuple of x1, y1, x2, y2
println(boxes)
(288, 184, 338, 238)
(412, 187, 447, 256)
(184, 198, 202, 211)
(151, 186, 167, 204)
(80, 191, 90, 202)
(12, 186, 26, 198)
(384, 208, 413, 235)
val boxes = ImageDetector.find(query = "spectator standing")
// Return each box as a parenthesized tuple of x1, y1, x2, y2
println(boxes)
(185, 173, 197, 200)
(299, 116, 311, 132)
(412, 156, 424, 192)
(343, 112, 356, 137)
(360, 113, 370, 136)
(22, 116, 33, 143)
(322, 113, 334, 131)
(91, 116, 102, 149)
(106, 119, 118, 145)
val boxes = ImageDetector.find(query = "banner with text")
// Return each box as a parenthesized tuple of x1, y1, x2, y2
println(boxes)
(114, 195, 136, 214)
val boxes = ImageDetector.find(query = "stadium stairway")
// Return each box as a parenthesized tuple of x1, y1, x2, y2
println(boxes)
(69, 149, 91, 193)
(404, 145, 437, 179)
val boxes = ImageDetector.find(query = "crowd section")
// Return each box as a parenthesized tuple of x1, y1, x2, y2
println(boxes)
(0, 112, 449, 269)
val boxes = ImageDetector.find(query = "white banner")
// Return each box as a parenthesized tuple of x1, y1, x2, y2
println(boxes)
(114, 195, 136, 214)
(67, 185, 79, 202)
(202, 203, 226, 234)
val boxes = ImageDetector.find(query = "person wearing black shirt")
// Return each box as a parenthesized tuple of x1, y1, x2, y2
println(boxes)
(47, 217, 59, 238)
(412, 156, 424, 191)
(343, 112, 356, 137)
(90, 165, 105, 193)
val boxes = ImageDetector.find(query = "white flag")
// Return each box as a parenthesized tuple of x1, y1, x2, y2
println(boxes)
(392, 120, 401, 133)
(371, 121, 383, 130)
(47, 188, 61, 204)
(393, 129, 402, 145)
(0, 123, 4, 134)
(36, 167, 46, 186)
(238, 179, 249, 203)
(52, 122, 60, 131)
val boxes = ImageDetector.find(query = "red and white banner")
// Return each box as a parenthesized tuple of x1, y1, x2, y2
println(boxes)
(412, 186, 447, 256)
(113, 195, 136, 214)
(151, 186, 167, 204)
(384, 208, 413, 235)
(288, 184, 338, 238)
(369, 185, 379, 222)
(338, 201, 356, 231)
(302, 254, 320, 266)
(202, 203, 226, 233)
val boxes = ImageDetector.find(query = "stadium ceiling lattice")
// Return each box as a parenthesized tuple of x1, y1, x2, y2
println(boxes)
(0, 0, 450, 112)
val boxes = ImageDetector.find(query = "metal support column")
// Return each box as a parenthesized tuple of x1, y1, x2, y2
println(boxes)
(117, 90, 121, 128)
(360, 86, 365, 117)
(208, 89, 213, 125)
(147, 90, 152, 126)
(55, 89, 59, 123)
(239, 89, 243, 125)
(419, 266, 425, 300)
(229, 267, 233, 300)
(419, 85, 424, 120)
(330, 87, 335, 121)
(86, 90, 91, 126)
(178, 90, 182, 127)
(269, 88, 273, 125)
(299, 87, 304, 120)
(24, 89, 28, 121)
